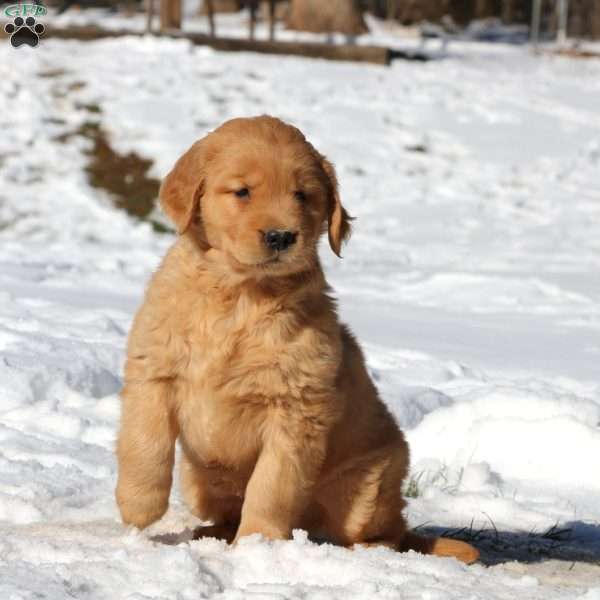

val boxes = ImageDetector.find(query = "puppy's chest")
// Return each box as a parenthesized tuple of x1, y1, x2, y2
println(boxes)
(175, 294, 307, 396)
(177, 380, 262, 470)
(167, 289, 339, 469)
(173, 298, 297, 469)
(182, 318, 246, 384)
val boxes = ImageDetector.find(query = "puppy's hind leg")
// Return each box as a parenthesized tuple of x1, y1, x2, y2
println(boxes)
(317, 445, 479, 564)
(361, 449, 480, 564)
(315, 445, 407, 548)
(360, 459, 480, 564)
(362, 457, 480, 564)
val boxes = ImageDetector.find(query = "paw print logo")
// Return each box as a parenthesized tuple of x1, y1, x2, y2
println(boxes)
(4, 16, 45, 48)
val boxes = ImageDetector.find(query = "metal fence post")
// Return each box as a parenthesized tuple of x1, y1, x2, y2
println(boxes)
(557, 0, 569, 45)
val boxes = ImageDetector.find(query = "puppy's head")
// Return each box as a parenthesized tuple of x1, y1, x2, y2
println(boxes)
(160, 116, 351, 276)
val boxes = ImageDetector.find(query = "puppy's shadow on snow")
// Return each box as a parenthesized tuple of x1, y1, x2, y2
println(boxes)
(152, 524, 237, 546)
(152, 521, 600, 567)
(152, 529, 196, 545)
(420, 520, 600, 566)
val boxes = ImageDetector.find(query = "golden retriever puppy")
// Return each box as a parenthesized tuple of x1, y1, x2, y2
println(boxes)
(115, 115, 479, 564)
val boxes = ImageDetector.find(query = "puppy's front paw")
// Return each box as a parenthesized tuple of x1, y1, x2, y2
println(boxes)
(233, 518, 289, 544)
(116, 486, 168, 529)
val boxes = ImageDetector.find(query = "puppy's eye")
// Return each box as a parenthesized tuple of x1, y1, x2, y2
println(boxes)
(294, 190, 307, 202)
(234, 188, 250, 199)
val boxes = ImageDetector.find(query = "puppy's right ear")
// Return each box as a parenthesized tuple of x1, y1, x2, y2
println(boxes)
(159, 140, 206, 234)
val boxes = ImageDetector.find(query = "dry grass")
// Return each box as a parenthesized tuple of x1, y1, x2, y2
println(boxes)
(551, 47, 600, 60)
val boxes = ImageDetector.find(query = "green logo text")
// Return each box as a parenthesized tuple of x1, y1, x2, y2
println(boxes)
(4, 4, 47, 18)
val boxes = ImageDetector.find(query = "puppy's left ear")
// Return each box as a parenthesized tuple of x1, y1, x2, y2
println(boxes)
(322, 158, 352, 258)
(160, 140, 206, 234)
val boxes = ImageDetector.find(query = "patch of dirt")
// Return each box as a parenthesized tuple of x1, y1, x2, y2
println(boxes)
(75, 102, 101, 113)
(85, 125, 162, 222)
(55, 118, 167, 233)
(38, 68, 71, 78)
(43, 78, 168, 232)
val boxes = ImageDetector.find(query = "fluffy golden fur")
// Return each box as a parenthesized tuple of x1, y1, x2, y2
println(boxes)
(115, 116, 479, 564)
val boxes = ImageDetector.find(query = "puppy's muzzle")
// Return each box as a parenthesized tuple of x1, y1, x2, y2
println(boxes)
(262, 230, 297, 252)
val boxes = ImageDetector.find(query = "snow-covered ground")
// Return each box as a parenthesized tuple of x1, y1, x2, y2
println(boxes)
(1, 19, 600, 599)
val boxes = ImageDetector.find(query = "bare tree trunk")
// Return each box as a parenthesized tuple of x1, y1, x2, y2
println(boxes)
(386, 0, 397, 20)
(384, 0, 447, 24)
(160, 0, 181, 30)
(591, 0, 600, 39)
(398, 0, 417, 23)
(286, 0, 368, 35)
(555, 0, 568, 43)
(205, 0, 216, 36)
(474, 0, 492, 19)
(249, 0, 258, 39)
(502, 0, 515, 23)
(146, 0, 156, 32)
(268, 0, 276, 40)
(531, 0, 542, 46)
(201, 0, 241, 12)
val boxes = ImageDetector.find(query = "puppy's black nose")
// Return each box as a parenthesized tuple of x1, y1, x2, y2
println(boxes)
(263, 230, 297, 251)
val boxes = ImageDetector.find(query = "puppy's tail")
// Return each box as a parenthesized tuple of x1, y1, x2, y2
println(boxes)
(400, 532, 480, 564)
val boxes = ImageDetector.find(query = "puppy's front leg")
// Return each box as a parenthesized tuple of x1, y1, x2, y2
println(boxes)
(235, 414, 327, 543)
(116, 379, 178, 529)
